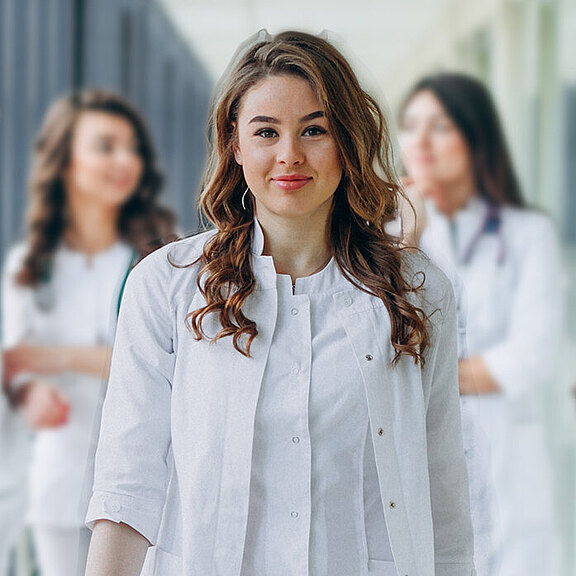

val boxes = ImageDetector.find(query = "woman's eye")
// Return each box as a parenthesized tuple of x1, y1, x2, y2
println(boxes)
(433, 121, 452, 133)
(303, 126, 327, 137)
(399, 120, 416, 133)
(255, 128, 277, 138)
(94, 141, 113, 152)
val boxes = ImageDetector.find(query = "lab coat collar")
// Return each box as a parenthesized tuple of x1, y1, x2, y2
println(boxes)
(425, 195, 489, 267)
(251, 217, 266, 256)
(249, 218, 346, 294)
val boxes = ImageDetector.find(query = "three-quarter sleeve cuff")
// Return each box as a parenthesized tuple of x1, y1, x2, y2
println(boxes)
(85, 490, 164, 545)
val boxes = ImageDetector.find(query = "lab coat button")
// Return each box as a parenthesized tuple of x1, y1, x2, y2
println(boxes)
(377, 428, 384, 436)
(389, 501, 396, 509)
(343, 295, 353, 307)
(292, 436, 300, 444)
(291, 511, 299, 518)
(291, 308, 299, 316)
(365, 354, 373, 361)
(104, 500, 121, 514)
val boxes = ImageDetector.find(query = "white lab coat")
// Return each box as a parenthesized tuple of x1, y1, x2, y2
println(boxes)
(87, 229, 476, 576)
(419, 196, 561, 575)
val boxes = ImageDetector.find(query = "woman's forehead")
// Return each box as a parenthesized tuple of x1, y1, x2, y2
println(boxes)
(236, 75, 323, 121)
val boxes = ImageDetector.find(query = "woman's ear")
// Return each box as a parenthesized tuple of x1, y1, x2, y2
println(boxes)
(231, 122, 242, 165)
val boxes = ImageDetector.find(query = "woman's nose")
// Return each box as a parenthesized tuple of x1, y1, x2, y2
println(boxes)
(412, 127, 431, 149)
(115, 147, 140, 167)
(277, 136, 304, 165)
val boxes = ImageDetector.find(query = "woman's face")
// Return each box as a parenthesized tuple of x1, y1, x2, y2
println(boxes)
(234, 74, 342, 229)
(399, 90, 472, 192)
(65, 111, 144, 209)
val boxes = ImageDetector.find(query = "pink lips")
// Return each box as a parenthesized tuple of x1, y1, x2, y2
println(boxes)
(272, 174, 312, 191)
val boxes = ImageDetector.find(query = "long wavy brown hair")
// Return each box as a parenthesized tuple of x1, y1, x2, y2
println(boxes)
(17, 89, 175, 287)
(189, 31, 429, 363)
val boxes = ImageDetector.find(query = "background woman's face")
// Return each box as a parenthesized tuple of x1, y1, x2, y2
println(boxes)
(399, 90, 472, 189)
(65, 111, 144, 208)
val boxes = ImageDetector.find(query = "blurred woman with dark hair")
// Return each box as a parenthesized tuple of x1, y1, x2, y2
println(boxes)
(399, 73, 561, 575)
(1, 89, 175, 576)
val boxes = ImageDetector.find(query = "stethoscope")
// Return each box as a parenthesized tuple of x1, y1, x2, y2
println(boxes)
(34, 250, 137, 317)
(460, 203, 506, 266)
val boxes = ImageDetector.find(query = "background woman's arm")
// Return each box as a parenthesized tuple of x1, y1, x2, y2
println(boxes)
(479, 215, 562, 399)
(3, 345, 112, 382)
(85, 520, 149, 576)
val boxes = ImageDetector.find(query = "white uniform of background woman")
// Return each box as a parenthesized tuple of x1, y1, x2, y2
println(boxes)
(398, 73, 562, 576)
(1, 90, 174, 576)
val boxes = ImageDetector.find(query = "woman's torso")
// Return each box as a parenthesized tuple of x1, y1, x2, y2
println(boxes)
(5, 241, 133, 527)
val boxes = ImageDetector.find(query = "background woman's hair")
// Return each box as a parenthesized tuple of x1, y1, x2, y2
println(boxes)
(400, 72, 526, 208)
(184, 30, 430, 364)
(17, 89, 175, 287)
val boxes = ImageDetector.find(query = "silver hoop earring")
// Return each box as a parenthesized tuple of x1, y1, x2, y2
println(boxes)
(241, 187, 250, 210)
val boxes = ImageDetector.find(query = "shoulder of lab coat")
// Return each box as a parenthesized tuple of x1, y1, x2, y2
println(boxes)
(482, 208, 563, 397)
(86, 230, 212, 543)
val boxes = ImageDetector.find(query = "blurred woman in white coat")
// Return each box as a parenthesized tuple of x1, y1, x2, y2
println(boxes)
(398, 73, 562, 576)
(1, 90, 174, 576)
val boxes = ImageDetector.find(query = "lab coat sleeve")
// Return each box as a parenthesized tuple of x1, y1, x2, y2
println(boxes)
(2, 244, 35, 348)
(482, 215, 562, 398)
(85, 247, 175, 545)
(2, 245, 40, 396)
(422, 274, 476, 575)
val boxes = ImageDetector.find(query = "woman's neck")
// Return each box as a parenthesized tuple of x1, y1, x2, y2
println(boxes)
(435, 175, 476, 218)
(257, 214, 332, 281)
(64, 197, 120, 257)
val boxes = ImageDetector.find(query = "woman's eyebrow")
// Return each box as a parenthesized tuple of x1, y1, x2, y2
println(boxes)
(249, 115, 278, 124)
(248, 110, 325, 125)
(300, 110, 324, 122)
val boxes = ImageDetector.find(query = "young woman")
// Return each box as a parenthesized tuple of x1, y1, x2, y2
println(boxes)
(85, 32, 475, 576)
(399, 73, 561, 576)
(1, 89, 174, 576)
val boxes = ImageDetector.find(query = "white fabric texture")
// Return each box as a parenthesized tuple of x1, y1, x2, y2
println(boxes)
(420, 196, 561, 576)
(87, 222, 476, 576)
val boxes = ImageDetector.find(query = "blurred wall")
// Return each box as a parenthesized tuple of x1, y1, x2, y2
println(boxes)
(0, 0, 213, 260)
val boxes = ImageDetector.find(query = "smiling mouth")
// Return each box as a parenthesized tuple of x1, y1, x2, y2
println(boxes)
(272, 175, 312, 191)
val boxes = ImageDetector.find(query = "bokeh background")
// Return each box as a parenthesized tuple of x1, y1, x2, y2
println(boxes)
(1, 0, 575, 574)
